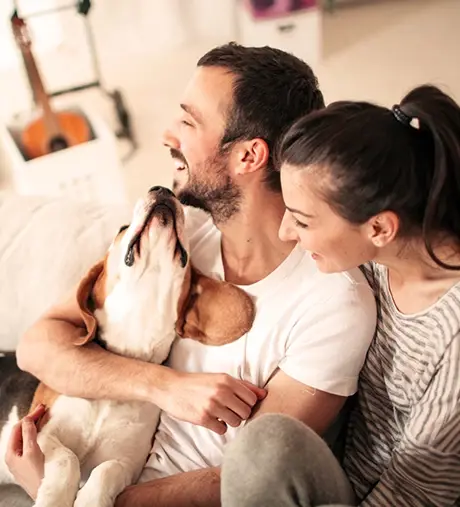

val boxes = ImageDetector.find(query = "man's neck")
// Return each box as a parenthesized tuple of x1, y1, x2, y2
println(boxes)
(216, 190, 296, 285)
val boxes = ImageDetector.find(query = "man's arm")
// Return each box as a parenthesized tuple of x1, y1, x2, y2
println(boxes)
(116, 467, 221, 507)
(250, 369, 346, 433)
(115, 373, 345, 507)
(115, 282, 376, 507)
(17, 292, 172, 404)
(17, 293, 265, 433)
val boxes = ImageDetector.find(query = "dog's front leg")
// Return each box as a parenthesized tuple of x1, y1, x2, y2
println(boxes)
(74, 459, 137, 507)
(34, 434, 80, 507)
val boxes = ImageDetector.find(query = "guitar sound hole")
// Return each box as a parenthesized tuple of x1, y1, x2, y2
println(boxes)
(49, 136, 69, 153)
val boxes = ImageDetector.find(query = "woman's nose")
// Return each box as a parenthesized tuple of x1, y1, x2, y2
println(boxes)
(279, 212, 298, 242)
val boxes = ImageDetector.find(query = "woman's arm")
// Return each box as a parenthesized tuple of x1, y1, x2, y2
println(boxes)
(360, 336, 460, 506)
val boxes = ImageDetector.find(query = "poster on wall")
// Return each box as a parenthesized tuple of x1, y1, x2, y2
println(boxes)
(244, 0, 317, 19)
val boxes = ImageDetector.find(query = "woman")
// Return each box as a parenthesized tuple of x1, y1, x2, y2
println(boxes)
(221, 85, 460, 506)
(7, 85, 460, 506)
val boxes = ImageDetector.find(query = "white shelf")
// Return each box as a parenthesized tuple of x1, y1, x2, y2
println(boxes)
(0, 108, 127, 205)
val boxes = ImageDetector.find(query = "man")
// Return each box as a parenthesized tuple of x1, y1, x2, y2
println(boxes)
(11, 43, 376, 506)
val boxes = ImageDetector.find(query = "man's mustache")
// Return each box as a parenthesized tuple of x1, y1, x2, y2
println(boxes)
(170, 148, 187, 166)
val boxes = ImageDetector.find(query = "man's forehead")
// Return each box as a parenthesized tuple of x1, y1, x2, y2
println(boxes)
(182, 66, 234, 122)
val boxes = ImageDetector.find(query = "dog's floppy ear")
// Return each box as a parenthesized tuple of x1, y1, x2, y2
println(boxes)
(74, 260, 105, 346)
(176, 267, 255, 345)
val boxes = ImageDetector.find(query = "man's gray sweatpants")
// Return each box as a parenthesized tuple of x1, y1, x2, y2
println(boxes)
(221, 414, 357, 507)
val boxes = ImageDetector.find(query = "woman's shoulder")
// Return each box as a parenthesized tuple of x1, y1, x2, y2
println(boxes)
(359, 261, 385, 293)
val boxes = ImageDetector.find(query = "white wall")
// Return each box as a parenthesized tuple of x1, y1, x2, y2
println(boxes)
(0, 0, 64, 71)
(0, 0, 238, 121)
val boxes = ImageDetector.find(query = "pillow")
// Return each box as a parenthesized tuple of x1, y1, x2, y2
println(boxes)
(0, 191, 131, 350)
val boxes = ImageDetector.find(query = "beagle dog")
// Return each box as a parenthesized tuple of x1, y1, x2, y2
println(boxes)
(0, 186, 255, 507)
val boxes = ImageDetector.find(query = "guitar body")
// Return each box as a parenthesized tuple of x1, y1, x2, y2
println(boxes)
(21, 110, 91, 159)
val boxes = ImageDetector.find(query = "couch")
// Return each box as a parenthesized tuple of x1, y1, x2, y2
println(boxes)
(0, 191, 131, 506)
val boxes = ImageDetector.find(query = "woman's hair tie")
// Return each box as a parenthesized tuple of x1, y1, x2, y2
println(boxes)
(392, 104, 420, 129)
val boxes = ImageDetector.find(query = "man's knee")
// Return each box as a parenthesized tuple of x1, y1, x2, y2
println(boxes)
(222, 414, 355, 507)
(222, 414, 333, 506)
(225, 414, 320, 473)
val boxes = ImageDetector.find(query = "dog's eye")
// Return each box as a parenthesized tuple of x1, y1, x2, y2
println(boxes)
(118, 224, 129, 234)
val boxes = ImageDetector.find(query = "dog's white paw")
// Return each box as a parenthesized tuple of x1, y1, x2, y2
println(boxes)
(34, 497, 73, 507)
(34, 487, 76, 507)
(74, 487, 114, 507)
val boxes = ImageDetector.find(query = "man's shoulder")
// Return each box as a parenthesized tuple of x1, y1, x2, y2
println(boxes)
(285, 255, 376, 331)
(293, 253, 373, 302)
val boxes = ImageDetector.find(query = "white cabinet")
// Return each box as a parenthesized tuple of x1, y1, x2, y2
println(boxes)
(0, 108, 127, 205)
(236, 2, 322, 65)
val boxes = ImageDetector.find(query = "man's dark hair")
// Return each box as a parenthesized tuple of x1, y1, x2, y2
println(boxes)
(198, 42, 325, 192)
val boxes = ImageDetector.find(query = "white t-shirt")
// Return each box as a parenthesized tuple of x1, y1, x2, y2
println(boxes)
(140, 208, 376, 481)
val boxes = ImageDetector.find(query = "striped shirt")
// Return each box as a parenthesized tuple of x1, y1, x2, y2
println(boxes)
(344, 262, 460, 506)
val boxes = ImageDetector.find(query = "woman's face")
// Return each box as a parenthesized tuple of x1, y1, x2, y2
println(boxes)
(279, 164, 378, 273)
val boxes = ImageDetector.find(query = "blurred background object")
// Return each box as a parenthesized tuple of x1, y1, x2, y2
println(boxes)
(0, 0, 458, 206)
(245, 0, 317, 19)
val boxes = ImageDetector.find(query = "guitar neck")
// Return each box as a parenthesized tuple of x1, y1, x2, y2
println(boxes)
(19, 50, 39, 105)
(21, 49, 62, 137)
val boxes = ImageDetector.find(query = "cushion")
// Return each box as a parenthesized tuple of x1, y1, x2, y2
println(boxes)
(0, 191, 131, 350)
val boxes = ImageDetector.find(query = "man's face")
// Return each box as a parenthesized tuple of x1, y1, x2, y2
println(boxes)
(162, 66, 241, 223)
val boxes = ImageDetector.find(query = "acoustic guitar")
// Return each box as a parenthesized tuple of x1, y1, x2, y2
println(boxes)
(10, 11, 91, 160)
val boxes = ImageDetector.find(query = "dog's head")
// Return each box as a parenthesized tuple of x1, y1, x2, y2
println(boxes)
(74, 186, 255, 348)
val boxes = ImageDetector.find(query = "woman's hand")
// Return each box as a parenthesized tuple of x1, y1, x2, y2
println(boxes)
(5, 404, 47, 500)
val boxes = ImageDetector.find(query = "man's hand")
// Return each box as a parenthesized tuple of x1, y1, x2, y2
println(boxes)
(158, 372, 266, 434)
(5, 404, 46, 501)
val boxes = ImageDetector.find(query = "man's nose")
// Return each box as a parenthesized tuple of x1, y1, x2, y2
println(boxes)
(149, 186, 175, 197)
(162, 127, 180, 149)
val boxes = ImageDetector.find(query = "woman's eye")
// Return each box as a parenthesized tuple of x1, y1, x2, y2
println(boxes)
(294, 218, 308, 229)
(181, 120, 193, 127)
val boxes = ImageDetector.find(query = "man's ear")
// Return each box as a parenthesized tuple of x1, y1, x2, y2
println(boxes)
(233, 138, 269, 176)
(176, 268, 255, 345)
(74, 260, 105, 346)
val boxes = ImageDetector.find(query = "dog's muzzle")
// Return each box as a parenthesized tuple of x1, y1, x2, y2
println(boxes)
(124, 189, 188, 268)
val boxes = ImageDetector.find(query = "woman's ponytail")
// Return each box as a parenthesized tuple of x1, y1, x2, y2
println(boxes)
(400, 85, 460, 269)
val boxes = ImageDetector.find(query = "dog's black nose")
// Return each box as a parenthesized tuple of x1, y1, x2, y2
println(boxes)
(149, 186, 175, 197)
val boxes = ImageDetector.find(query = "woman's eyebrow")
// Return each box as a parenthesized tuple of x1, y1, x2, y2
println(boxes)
(286, 206, 315, 218)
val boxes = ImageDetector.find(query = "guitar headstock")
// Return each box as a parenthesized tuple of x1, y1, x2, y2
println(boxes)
(11, 10, 32, 52)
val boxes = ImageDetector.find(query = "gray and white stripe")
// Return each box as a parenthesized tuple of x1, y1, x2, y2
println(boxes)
(344, 262, 460, 506)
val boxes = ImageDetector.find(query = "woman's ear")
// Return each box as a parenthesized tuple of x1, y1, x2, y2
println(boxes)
(74, 260, 105, 346)
(176, 267, 255, 345)
(368, 211, 400, 247)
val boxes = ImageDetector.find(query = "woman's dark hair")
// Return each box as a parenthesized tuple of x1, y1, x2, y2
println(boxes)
(279, 85, 460, 269)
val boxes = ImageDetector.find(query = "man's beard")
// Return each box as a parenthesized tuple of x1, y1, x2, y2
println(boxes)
(172, 149, 242, 225)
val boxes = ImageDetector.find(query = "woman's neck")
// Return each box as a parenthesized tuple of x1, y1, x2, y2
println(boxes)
(376, 237, 460, 281)
(375, 238, 460, 314)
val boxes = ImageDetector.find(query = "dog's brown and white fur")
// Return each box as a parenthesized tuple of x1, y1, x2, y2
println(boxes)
(0, 187, 255, 507)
